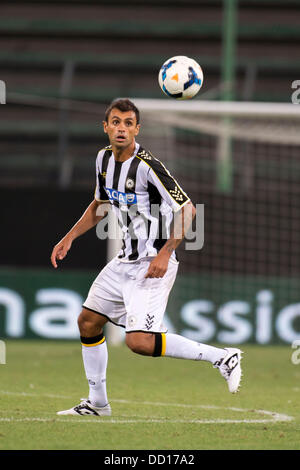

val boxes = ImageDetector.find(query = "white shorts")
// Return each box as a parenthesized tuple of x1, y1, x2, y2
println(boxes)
(83, 256, 178, 333)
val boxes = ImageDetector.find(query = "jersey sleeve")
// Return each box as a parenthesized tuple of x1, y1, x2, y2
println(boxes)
(94, 154, 109, 202)
(146, 158, 190, 212)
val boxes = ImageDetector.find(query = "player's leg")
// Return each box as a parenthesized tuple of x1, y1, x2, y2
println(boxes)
(57, 258, 126, 416)
(124, 258, 242, 393)
(124, 258, 227, 363)
(161, 334, 242, 393)
(125, 330, 226, 363)
(125, 330, 242, 393)
(125, 331, 155, 356)
(57, 307, 111, 416)
(78, 307, 109, 408)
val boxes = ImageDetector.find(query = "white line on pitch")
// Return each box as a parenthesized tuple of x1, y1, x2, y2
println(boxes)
(0, 390, 294, 424)
(0, 416, 292, 424)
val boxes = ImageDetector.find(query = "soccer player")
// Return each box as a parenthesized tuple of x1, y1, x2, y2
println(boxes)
(51, 98, 242, 416)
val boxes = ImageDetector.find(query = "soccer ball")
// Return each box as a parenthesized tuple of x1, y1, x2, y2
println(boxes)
(158, 56, 203, 100)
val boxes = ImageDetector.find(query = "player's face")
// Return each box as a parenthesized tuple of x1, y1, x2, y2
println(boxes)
(103, 108, 140, 149)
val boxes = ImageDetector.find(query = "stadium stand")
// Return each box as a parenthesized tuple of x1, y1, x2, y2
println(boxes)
(1, 0, 299, 188)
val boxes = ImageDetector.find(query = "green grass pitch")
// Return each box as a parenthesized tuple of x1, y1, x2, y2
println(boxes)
(0, 340, 299, 450)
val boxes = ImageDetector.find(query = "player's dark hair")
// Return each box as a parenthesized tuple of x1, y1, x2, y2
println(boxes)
(104, 98, 140, 125)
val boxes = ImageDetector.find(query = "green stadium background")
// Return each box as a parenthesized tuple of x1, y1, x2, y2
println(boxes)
(1, 0, 300, 345)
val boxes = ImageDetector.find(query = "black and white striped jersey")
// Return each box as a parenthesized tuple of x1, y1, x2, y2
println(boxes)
(95, 142, 190, 262)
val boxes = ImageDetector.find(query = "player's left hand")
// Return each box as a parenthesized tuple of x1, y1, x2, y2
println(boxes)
(145, 253, 170, 278)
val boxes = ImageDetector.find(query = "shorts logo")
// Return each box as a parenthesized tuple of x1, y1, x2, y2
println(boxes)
(144, 314, 155, 330)
(128, 315, 137, 328)
(104, 187, 137, 205)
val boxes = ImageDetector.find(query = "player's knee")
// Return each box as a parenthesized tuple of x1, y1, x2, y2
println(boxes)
(77, 311, 90, 336)
(125, 333, 154, 356)
(77, 309, 102, 337)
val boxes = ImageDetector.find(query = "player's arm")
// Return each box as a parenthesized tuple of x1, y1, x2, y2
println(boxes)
(142, 153, 195, 278)
(145, 201, 196, 278)
(50, 199, 108, 268)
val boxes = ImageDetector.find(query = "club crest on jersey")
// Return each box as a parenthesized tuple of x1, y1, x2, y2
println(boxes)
(104, 187, 137, 205)
(125, 178, 135, 190)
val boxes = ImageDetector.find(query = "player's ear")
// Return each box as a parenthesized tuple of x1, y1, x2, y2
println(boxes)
(135, 124, 141, 136)
(103, 120, 108, 134)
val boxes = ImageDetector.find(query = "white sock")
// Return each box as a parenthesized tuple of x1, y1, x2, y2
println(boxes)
(81, 335, 108, 408)
(163, 333, 226, 364)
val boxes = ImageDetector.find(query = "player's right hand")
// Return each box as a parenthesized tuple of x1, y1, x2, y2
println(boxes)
(50, 237, 72, 268)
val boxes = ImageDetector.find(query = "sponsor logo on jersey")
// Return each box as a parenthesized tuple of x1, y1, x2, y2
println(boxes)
(104, 187, 137, 205)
